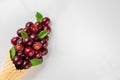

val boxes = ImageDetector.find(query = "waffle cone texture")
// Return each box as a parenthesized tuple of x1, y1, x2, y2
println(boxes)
(0, 53, 29, 80)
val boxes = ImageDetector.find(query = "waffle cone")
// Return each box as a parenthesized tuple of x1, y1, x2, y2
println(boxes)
(0, 52, 29, 80)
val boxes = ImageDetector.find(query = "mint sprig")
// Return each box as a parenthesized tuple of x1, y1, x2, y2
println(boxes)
(10, 47, 16, 59)
(30, 59, 43, 66)
(36, 12, 43, 22)
(21, 30, 28, 38)
(38, 30, 49, 39)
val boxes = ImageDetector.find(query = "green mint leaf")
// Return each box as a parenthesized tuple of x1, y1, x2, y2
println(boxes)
(36, 12, 43, 22)
(30, 59, 43, 66)
(10, 47, 16, 59)
(21, 30, 28, 38)
(38, 30, 49, 39)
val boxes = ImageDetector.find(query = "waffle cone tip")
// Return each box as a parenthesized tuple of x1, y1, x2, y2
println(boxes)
(0, 52, 29, 80)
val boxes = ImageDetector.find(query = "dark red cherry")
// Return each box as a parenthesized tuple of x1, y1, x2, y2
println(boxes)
(44, 36, 49, 41)
(40, 36, 48, 44)
(17, 38, 23, 45)
(41, 22, 46, 28)
(17, 28, 24, 37)
(17, 52, 25, 58)
(13, 56, 23, 65)
(26, 22, 33, 28)
(42, 41, 48, 48)
(15, 44, 24, 52)
(22, 60, 31, 69)
(30, 24, 39, 33)
(11, 37, 19, 45)
(34, 50, 42, 58)
(25, 57, 29, 60)
(24, 47, 34, 57)
(40, 48, 48, 56)
(23, 37, 33, 46)
(43, 25, 51, 33)
(33, 42, 42, 50)
(42, 17, 50, 25)
(35, 22, 42, 30)
(30, 34, 38, 41)
(24, 27, 31, 35)
(15, 65, 23, 70)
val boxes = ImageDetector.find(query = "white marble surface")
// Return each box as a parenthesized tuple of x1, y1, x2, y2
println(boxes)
(0, 0, 120, 80)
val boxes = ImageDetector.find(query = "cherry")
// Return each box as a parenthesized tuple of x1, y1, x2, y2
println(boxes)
(35, 22, 42, 30)
(26, 57, 29, 60)
(42, 41, 48, 48)
(17, 52, 25, 58)
(13, 56, 23, 65)
(40, 36, 49, 44)
(26, 22, 33, 28)
(11, 37, 19, 45)
(41, 22, 46, 28)
(34, 50, 42, 58)
(23, 37, 33, 46)
(33, 42, 42, 50)
(40, 48, 48, 56)
(17, 38, 23, 45)
(15, 44, 24, 52)
(42, 17, 50, 25)
(24, 47, 34, 57)
(30, 24, 39, 33)
(30, 33, 38, 41)
(24, 27, 31, 35)
(17, 28, 24, 37)
(40, 39, 46, 44)
(22, 60, 31, 69)
(44, 36, 49, 41)
(15, 65, 23, 70)
(43, 25, 51, 33)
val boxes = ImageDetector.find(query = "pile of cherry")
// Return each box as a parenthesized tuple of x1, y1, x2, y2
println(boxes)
(10, 12, 51, 69)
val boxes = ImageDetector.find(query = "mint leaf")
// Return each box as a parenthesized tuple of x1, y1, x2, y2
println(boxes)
(36, 12, 43, 22)
(21, 30, 28, 38)
(30, 59, 43, 66)
(38, 30, 49, 39)
(10, 47, 16, 59)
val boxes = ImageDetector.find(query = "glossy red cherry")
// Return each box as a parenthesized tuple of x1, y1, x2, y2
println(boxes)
(17, 38, 23, 45)
(26, 57, 29, 60)
(11, 37, 19, 45)
(30, 33, 38, 41)
(22, 60, 31, 69)
(40, 48, 48, 56)
(24, 47, 34, 57)
(24, 27, 31, 35)
(23, 37, 33, 46)
(30, 24, 39, 33)
(13, 56, 23, 65)
(40, 36, 49, 44)
(26, 22, 33, 28)
(42, 41, 48, 48)
(35, 22, 42, 30)
(34, 50, 42, 58)
(17, 28, 24, 37)
(15, 65, 23, 70)
(42, 17, 50, 25)
(33, 42, 42, 50)
(44, 36, 49, 41)
(41, 22, 46, 28)
(17, 52, 25, 58)
(43, 25, 51, 33)
(15, 44, 24, 52)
